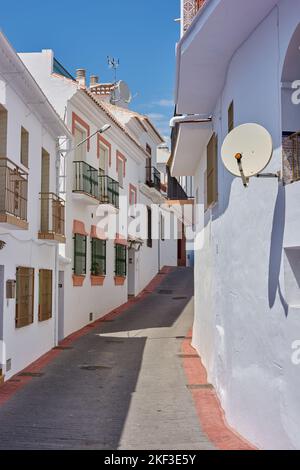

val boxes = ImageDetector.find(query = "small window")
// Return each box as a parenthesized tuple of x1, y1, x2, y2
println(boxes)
(118, 162, 124, 188)
(74, 234, 87, 276)
(0, 105, 8, 156)
(206, 133, 218, 208)
(146, 144, 152, 156)
(91, 239, 106, 276)
(39, 270, 52, 322)
(228, 101, 234, 133)
(16, 267, 34, 328)
(115, 244, 127, 277)
(20, 127, 29, 168)
(147, 207, 152, 248)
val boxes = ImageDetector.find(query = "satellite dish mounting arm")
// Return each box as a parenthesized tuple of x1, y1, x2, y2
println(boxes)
(235, 153, 248, 187)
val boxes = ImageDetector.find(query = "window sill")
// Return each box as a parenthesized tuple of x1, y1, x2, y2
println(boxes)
(91, 275, 106, 286)
(73, 275, 86, 287)
(114, 276, 126, 286)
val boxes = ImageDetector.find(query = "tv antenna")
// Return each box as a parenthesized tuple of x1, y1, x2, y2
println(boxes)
(107, 56, 120, 85)
(221, 123, 278, 187)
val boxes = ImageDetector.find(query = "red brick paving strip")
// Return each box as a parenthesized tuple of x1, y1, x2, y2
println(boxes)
(182, 330, 257, 450)
(0, 267, 174, 406)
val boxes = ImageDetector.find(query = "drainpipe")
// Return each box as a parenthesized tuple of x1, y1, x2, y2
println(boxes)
(169, 114, 212, 128)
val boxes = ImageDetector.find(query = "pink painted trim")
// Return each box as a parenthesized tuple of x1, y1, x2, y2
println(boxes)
(97, 134, 112, 167)
(114, 233, 128, 246)
(90, 225, 107, 241)
(129, 184, 137, 205)
(73, 220, 88, 236)
(182, 331, 257, 451)
(116, 151, 127, 177)
(72, 112, 91, 151)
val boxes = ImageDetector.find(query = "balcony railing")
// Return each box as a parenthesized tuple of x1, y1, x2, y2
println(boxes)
(166, 167, 188, 201)
(0, 157, 28, 225)
(73, 161, 99, 200)
(146, 166, 161, 193)
(282, 131, 300, 184)
(99, 170, 119, 209)
(39, 192, 65, 242)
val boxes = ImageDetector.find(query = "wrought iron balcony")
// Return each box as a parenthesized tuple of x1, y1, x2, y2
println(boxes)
(145, 166, 161, 193)
(99, 170, 119, 209)
(0, 157, 28, 229)
(166, 167, 188, 201)
(73, 161, 99, 201)
(38, 192, 65, 243)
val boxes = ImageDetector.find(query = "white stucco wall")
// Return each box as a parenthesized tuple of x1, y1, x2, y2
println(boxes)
(192, 0, 300, 450)
(0, 73, 59, 379)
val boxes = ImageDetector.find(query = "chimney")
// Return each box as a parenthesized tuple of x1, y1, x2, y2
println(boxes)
(90, 75, 99, 88)
(76, 69, 86, 87)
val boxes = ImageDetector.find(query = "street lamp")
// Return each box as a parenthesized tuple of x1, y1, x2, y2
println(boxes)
(59, 123, 111, 156)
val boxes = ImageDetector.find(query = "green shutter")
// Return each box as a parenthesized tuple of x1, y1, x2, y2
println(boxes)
(115, 244, 127, 277)
(91, 239, 106, 275)
(74, 234, 87, 275)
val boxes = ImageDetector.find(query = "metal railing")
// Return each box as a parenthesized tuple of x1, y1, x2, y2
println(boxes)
(73, 161, 99, 199)
(166, 166, 188, 200)
(99, 169, 119, 209)
(0, 157, 28, 221)
(145, 166, 161, 192)
(40, 192, 65, 237)
(282, 131, 300, 184)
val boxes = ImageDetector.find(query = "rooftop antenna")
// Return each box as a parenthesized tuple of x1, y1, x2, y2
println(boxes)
(107, 56, 120, 85)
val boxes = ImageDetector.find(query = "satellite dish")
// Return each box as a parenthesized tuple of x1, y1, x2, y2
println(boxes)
(112, 80, 132, 105)
(221, 123, 273, 186)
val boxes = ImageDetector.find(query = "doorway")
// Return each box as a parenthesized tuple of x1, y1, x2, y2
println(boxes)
(58, 271, 65, 342)
(128, 248, 136, 297)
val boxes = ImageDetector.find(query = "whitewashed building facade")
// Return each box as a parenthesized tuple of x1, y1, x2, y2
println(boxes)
(172, 0, 300, 450)
(0, 33, 70, 381)
(20, 50, 179, 339)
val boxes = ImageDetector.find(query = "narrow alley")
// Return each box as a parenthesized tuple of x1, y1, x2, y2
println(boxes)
(0, 268, 215, 450)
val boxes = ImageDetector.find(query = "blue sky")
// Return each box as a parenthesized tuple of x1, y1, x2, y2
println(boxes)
(1, 0, 180, 144)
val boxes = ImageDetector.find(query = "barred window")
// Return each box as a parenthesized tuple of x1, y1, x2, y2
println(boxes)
(115, 244, 127, 277)
(16, 267, 34, 328)
(74, 234, 87, 276)
(39, 269, 52, 322)
(91, 239, 106, 276)
(207, 133, 218, 208)
(228, 101, 234, 133)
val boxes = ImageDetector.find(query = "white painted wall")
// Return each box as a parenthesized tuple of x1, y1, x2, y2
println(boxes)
(191, 0, 300, 450)
(0, 68, 60, 379)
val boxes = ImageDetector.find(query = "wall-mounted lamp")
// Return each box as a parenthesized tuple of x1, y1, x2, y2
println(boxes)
(0, 240, 6, 250)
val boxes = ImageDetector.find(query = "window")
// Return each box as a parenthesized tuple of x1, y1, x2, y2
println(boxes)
(206, 133, 218, 208)
(115, 244, 127, 277)
(91, 239, 106, 276)
(99, 145, 108, 174)
(0, 105, 8, 156)
(74, 234, 87, 276)
(16, 267, 34, 328)
(39, 270, 52, 322)
(129, 185, 137, 206)
(146, 144, 152, 182)
(20, 127, 29, 168)
(74, 127, 86, 162)
(147, 207, 152, 248)
(228, 101, 234, 133)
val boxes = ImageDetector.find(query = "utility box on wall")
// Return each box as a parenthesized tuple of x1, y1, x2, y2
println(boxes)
(6, 280, 16, 299)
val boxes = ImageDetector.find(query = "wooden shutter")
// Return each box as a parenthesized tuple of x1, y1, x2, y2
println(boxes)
(39, 269, 53, 322)
(16, 267, 34, 328)
(207, 133, 218, 208)
(21, 127, 29, 168)
(0, 105, 7, 157)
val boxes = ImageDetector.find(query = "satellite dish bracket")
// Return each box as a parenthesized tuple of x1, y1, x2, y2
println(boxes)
(235, 153, 249, 187)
